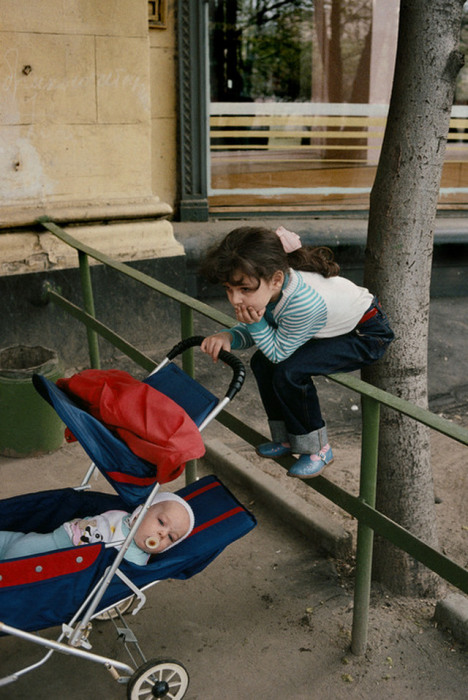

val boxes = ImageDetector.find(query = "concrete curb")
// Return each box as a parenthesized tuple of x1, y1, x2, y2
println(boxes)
(202, 438, 353, 560)
(434, 593, 468, 646)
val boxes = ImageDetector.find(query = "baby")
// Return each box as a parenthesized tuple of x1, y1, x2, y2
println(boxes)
(0, 492, 194, 566)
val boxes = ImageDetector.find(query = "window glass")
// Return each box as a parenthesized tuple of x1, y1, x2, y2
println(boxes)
(208, 0, 468, 214)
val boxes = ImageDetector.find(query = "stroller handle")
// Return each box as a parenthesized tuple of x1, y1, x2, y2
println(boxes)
(166, 335, 246, 401)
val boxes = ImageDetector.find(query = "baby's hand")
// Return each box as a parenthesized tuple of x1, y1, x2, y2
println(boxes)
(201, 332, 232, 362)
(235, 304, 265, 324)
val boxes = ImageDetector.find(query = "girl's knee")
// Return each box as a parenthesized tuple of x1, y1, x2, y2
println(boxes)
(250, 350, 272, 376)
(272, 359, 314, 392)
(250, 350, 262, 371)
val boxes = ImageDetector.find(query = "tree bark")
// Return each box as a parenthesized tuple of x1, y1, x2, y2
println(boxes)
(363, 0, 465, 596)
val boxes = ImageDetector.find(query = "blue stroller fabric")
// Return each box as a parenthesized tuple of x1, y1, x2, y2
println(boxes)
(144, 363, 219, 426)
(32, 368, 219, 507)
(0, 475, 256, 632)
(1, 365, 255, 633)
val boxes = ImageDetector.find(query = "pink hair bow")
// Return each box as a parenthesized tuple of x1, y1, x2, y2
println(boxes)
(275, 226, 302, 253)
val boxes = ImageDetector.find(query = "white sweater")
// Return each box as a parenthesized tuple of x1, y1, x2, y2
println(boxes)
(229, 269, 373, 363)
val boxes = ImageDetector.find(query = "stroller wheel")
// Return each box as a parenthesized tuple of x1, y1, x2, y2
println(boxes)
(127, 659, 189, 700)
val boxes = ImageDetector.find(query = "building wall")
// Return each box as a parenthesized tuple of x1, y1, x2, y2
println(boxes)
(0, 0, 185, 366)
(1, 1, 160, 217)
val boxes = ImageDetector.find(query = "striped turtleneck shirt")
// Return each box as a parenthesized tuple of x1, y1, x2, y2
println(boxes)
(228, 269, 373, 363)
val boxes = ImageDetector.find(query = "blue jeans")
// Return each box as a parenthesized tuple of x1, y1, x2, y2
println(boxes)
(250, 298, 394, 449)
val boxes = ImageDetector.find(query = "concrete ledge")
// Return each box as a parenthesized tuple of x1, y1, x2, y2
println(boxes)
(0, 197, 172, 228)
(434, 593, 468, 645)
(0, 220, 183, 276)
(202, 438, 353, 560)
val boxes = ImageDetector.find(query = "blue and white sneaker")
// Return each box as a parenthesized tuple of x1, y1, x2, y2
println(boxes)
(287, 444, 334, 479)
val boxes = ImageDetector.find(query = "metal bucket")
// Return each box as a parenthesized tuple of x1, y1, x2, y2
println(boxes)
(0, 346, 64, 457)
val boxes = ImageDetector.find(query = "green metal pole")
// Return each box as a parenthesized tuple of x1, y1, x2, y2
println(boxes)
(180, 304, 197, 483)
(351, 395, 380, 655)
(78, 251, 100, 369)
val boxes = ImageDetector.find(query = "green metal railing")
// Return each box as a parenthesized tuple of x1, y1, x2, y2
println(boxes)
(38, 218, 468, 655)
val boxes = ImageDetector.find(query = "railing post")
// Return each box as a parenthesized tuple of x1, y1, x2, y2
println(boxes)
(351, 394, 380, 655)
(180, 304, 197, 483)
(78, 251, 101, 369)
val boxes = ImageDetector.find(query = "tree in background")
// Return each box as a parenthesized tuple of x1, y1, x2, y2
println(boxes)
(210, 0, 372, 103)
(363, 0, 465, 596)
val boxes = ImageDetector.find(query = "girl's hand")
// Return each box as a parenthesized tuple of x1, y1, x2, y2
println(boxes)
(235, 304, 265, 324)
(200, 332, 232, 362)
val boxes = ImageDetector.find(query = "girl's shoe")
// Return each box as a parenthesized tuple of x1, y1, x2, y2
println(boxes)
(287, 444, 334, 479)
(256, 442, 291, 458)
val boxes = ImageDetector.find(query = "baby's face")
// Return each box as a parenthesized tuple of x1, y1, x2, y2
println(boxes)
(134, 501, 190, 554)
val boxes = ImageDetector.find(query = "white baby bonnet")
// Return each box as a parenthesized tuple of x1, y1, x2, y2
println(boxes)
(129, 491, 195, 551)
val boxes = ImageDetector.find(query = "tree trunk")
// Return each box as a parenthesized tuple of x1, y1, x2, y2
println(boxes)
(363, 0, 465, 596)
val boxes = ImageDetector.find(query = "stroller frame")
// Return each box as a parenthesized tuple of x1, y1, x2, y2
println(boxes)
(0, 337, 253, 699)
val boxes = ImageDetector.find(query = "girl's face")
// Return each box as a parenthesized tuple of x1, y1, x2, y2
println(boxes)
(135, 501, 190, 554)
(223, 270, 284, 313)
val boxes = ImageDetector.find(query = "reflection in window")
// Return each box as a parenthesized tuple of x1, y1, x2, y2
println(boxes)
(208, 0, 468, 214)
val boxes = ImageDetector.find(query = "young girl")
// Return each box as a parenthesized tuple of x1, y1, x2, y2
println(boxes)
(200, 226, 394, 479)
(0, 492, 194, 565)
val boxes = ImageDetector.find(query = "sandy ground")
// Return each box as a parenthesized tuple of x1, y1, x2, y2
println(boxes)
(0, 295, 467, 698)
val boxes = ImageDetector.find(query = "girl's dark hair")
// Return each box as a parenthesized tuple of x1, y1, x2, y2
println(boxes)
(199, 226, 340, 285)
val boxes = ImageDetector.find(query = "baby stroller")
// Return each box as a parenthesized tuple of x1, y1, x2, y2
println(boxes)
(0, 336, 256, 699)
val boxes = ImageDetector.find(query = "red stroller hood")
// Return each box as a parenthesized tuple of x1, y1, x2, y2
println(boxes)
(57, 369, 206, 483)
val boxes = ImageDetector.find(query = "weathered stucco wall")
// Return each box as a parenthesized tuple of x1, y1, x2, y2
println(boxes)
(1, 0, 158, 216)
(0, 1, 186, 364)
(0, 0, 181, 256)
